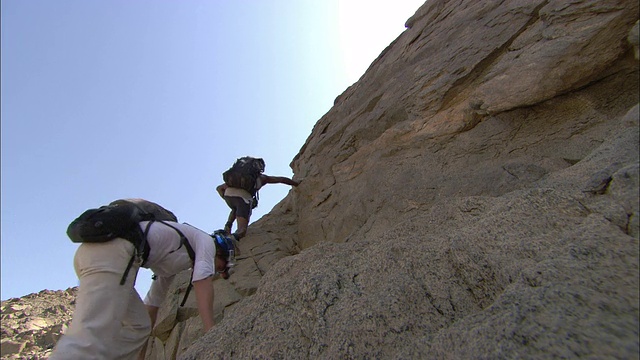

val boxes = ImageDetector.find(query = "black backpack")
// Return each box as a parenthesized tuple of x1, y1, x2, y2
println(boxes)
(222, 157, 265, 208)
(66, 199, 179, 284)
(67, 199, 177, 244)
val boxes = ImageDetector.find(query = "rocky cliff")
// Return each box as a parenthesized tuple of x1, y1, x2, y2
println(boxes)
(1, 288, 77, 359)
(177, 0, 640, 358)
(2, 0, 638, 359)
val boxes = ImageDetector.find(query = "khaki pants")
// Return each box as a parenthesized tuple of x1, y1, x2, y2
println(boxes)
(50, 238, 151, 360)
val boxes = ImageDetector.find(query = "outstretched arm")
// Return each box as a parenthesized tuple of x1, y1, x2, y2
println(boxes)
(261, 175, 299, 187)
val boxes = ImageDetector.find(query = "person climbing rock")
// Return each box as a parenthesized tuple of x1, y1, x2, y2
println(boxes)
(51, 199, 238, 360)
(216, 157, 299, 240)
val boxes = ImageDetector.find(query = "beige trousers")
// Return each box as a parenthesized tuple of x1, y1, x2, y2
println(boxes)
(50, 238, 151, 360)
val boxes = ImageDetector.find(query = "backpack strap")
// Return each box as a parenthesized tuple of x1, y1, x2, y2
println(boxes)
(119, 220, 154, 285)
(119, 253, 138, 285)
(180, 272, 195, 307)
(120, 219, 197, 306)
(158, 221, 195, 260)
(156, 221, 196, 307)
(140, 220, 154, 265)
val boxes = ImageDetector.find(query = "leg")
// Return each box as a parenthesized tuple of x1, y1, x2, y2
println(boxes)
(225, 196, 252, 239)
(50, 239, 149, 360)
(117, 288, 152, 359)
(234, 215, 249, 240)
(223, 197, 237, 234)
(233, 202, 251, 240)
(224, 209, 236, 234)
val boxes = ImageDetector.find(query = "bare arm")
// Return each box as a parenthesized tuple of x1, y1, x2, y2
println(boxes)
(261, 175, 299, 187)
(193, 276, 215, 331)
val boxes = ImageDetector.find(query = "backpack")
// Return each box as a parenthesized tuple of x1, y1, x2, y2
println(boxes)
(66, 199, 177, 244)
(66, 199, 178, 285)
(222, 157, 265, 208)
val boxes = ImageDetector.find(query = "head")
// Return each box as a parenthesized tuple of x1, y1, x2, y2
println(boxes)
(240, 156, 265, 174)
(254, 158, 265, 173)
(212, 231, 238, 279)
(214, 253, 229, 279)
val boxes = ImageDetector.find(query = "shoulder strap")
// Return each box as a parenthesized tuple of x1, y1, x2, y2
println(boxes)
(119, 219, 152, 286)
(158, 221, 195, 260)
(156, 221, 195, 307)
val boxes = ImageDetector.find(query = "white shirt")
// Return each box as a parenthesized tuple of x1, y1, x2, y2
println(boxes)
(140, 221, 216, 307)
(223, 176, 264, 203)
(223, 187, 253, 203)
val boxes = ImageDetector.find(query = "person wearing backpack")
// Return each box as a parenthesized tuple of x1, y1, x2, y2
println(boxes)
(216, 157, 299, 240)
(51, 199, 238, 360)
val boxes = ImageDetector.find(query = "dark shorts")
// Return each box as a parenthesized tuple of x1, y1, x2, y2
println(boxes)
(224, 196, 252, 219)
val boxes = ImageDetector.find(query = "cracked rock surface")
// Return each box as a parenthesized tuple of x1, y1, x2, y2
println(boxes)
(180, 0, 639, 358)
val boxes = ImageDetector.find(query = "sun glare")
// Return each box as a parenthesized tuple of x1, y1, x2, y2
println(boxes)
(338, 0, 424, 83)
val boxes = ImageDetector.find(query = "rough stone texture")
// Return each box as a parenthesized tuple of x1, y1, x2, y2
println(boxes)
(180, 0, 639, 359)
(144, 270, 243, 359)
(1, 288, 77, 359)
(3, 0, 638, 359)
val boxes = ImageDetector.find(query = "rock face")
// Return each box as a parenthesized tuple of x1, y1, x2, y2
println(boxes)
(1, 288, 77, 360)
(177, 0, 639, 358)
(3, 0, 638, 359)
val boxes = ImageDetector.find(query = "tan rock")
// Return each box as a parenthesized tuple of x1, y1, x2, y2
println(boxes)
(629, 20, 639, 59)
(24, 318, 49, 331)
(1, 339, 27, 357)
(143, 336, 165, 360)
(153, 270, 193, 341)
(181, 0, 639, 358)
(1, 288, 76, 359)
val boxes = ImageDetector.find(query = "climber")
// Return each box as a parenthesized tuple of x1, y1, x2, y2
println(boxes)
(216, 156, 299, 240)
(50, 199, 239, 360)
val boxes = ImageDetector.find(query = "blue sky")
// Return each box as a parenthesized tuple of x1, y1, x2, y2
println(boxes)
(1, 0, 425, 301)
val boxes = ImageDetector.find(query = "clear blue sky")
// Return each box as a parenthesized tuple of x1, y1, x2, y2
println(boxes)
(1, 0, 425, 301)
